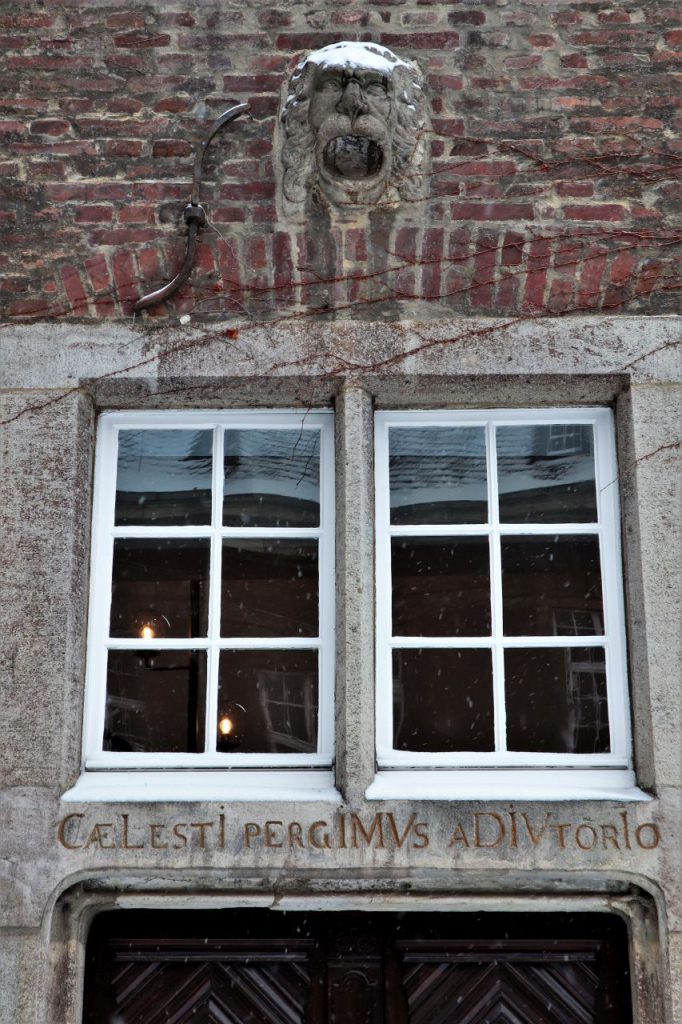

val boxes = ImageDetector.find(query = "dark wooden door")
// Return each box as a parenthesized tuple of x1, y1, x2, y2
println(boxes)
(83, 911, 631, 1024)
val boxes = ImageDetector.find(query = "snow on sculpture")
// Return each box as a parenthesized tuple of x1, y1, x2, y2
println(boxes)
(280, 41, 429, 216)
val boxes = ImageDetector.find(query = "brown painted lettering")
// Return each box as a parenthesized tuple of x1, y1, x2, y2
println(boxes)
(172, 823, 188, 848)
(308, 821, 332, 849)
(619, 810, 632, 850)
(190, 822, 213, 849)
(474, 812, 505, 849)
(549, 823, 571, 849)
(412, 821, 429, 849)
(350, 814, 385, 849)
(575, 824, 597, 850)
(508, 811, 518, 849)
(385, 813, 416, 849)
(149, 824, 167, 850)
(635, 823, 660, 849)
(265, 821, 284, 848)
(522, 812, 552, 846)
(288, 822, 305, 848)
(121, 813, 144, 849)
(244, 823, 261, 849)
(84, 823, 115, 849)
(57, 813, 84, 850)
(448, 822, 470, 847)
(218, 813, 226, 849)
(337, 814, 347, 849)
(600, 824, 620, 850)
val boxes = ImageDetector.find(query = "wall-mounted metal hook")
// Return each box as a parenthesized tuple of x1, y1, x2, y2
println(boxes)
(134, 102, 251, 313)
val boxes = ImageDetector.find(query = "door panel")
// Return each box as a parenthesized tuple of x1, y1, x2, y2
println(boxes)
(83, 911, 631, 1024)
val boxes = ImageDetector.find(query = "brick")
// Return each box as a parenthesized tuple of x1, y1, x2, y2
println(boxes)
(451, 202, 535, 221)
(564, 204, 626, 221)
(106, 13, 145, 30)
(557, 183, 594, 197)
(217, 238, 241, 293)
(75, 206, 114, 224)
(522, 238, 551, 312)
(470, 230, 497, 310)
(497, 273, 519, 310)
(152, 139, 192, 158)
(90, 228, 158, 245)
(421, 228, 444, 299)
(501, 232, 526, 267)
(609, 250, 637, 286)
(223, 74, 281, 93)
(0, 120, 25, 135)
(111, 250, 138, 307)
(119, 206, 154, 224)
(380, 32, 459, 49)
(105, 139, 143, 158)
(137, 246, 165, 287)
(113, 31, 171, 48)
(447, 11, 486, 25)
(576, 244, 608, 308)
(85, 255, 110, 293)
(547, 275, 575, 312)
(59, 264, 90, 314)
(153, 97, 191, 114)
(571, 30, 649, 46)
(529, 34, 555, 47)
(273, 231, 294, 306)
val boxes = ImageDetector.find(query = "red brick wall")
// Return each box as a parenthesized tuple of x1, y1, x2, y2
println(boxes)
(1, 1, 679, 322)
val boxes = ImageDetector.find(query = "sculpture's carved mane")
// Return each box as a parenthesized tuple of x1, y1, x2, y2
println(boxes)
(281, 54, 428, 212)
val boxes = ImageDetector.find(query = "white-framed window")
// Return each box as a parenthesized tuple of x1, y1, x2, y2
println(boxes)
(69, 410, 336, 802)
(371, 408, 636, 800)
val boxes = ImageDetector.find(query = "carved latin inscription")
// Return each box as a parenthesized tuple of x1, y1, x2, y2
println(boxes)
(57, 810, 661, 854)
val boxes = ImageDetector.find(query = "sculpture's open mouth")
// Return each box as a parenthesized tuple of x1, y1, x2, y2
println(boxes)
(323, 136, 384, 180)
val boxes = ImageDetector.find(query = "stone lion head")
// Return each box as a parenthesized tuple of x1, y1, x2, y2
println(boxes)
(280, 41, 429, 217)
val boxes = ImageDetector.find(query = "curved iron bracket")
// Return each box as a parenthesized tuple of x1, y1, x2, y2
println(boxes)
(134, 102, 251, 313)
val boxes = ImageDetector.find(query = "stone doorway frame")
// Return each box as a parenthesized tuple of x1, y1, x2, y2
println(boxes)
(45, 875, 667, 1024)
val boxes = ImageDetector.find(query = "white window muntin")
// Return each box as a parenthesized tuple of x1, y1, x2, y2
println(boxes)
(83, 409, 335, 770)
(375, 407, 631, 770)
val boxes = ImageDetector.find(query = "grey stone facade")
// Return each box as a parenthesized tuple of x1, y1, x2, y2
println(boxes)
(0, 316, 680, 1023)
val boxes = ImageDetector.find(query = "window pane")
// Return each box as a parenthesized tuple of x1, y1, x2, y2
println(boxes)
(115, 430, 212, 526)
(391, 538, 491, 636)
(392, 649, 494, 751)
(217, 650, 318, 753)
(389, 427, 487, 525)
(497, 424, 597, 523)
(110, 539, 210, 638)
(104, 650, 206, 752)
(501, 536, 603, 636)
(505, 647, 610, 753)
(223, 429, 320, 527)
(221, 540, 318, 637)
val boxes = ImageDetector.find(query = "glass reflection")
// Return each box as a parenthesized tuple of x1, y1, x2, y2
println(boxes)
(505, 647, 610, 753)
(104, 650, 206, 752)
(217, 650, 318, 753)
(223, 429, 320, 527)
(391, 538, 491, 636)
(392, 649, 494, 751)
(221, 540, 318, 637)
(501, 536, 603, 636)
(110, 538, 210, 638)
(497, 424, 597, 523)
(115, 430, 212, 526)
(389, 427, 487, 525)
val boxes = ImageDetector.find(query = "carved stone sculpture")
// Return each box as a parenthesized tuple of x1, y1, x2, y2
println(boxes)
(280, 41, 428, 216)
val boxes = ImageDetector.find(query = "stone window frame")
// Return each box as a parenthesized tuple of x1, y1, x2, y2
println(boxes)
(70, 409, 337, 802)
(368, 407, 639, 801)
